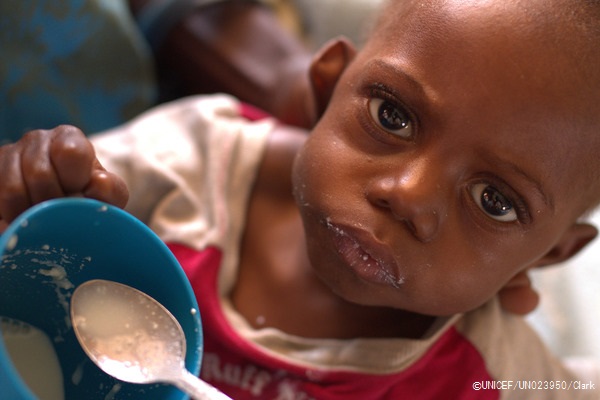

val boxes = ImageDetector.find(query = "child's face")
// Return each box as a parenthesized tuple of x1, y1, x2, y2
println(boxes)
(292, 0, 600, 316)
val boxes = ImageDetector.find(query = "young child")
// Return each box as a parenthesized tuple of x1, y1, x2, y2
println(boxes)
(1, 0, 599, 398)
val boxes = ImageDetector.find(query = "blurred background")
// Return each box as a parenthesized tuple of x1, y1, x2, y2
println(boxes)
(1, 0, 598, 365)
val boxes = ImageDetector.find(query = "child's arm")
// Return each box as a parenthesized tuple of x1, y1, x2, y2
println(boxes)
(0, 125, 129, 224)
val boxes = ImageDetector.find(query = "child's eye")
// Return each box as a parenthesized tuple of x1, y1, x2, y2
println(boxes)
(470, 183, 518, 222)
(368, 98, 413, 139)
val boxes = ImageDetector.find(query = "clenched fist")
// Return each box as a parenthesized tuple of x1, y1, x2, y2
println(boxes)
(0, 125, 128, 223)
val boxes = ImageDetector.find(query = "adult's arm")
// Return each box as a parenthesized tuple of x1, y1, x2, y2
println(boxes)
(129, 0, 314, 128)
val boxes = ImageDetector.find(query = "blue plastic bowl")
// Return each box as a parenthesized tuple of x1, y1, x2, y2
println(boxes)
(0, 198, 202, 399)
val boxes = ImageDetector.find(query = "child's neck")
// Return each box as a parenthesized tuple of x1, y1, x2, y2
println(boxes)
(232, 128, 436, 339)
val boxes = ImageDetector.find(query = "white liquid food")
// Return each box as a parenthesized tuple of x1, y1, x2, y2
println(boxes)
(71, 282, 184, 383)
(2, 318, 64, 400)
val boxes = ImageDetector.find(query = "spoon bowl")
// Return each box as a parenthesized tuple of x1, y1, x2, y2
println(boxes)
(71, 279, 231, 400)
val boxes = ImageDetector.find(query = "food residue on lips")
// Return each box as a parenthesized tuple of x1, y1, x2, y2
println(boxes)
(324, 217, 405, 288)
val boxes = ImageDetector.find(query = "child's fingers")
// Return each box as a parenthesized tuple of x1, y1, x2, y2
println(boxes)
(0, 125, 127, 223)
(0, 144, 29, 222)
(83, 167, 129, 209)
(21, 130, 65, 204)
(49, 125, 96, 194)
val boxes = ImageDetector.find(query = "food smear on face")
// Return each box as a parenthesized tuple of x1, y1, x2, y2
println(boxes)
(325, 218, 405, 288)
(1, 317, 64, 400)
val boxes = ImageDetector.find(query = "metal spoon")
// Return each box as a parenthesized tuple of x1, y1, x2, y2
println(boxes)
(70, 279, 232, 400)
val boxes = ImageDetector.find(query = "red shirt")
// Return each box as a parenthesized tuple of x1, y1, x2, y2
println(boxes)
(169, 243, 498, 400)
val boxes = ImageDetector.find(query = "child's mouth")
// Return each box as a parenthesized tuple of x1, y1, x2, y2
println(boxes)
(324, 219, 405, 289)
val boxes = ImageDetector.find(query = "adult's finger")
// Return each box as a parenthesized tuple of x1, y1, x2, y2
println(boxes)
(498, 271, 540, 315)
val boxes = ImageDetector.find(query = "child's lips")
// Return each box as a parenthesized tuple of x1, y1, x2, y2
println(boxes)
(324, 219, 405, 288)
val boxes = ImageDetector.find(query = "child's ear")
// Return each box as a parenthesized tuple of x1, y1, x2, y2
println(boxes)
(308, 37, 357, 120)
(536, 222, 598, 266)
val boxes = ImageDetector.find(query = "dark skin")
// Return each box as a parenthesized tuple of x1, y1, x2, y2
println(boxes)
(285, 1, 600, 333)
(122, 0, 567, 317)
(1, 0, 597, 338)
(127, 0, 314, 128)
(229, 0, 599, 337)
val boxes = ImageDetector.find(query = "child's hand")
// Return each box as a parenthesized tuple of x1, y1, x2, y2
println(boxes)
(0, 125, 128, 224)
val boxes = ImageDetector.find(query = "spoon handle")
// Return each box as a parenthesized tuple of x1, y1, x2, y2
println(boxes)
(174, 369, 233, 400)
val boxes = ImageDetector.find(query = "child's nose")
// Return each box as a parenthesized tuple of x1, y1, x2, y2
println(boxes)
(365, 161, 447, 242)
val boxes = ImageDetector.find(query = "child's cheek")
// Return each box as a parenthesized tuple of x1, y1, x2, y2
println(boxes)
(291, 135, 332, 205)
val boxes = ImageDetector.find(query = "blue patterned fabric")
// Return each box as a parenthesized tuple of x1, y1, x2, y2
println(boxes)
(0, 0, 157, 142)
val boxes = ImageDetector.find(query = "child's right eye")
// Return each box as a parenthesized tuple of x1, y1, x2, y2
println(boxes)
(470, 183, 518, 222)
(368, 98, 414, 139)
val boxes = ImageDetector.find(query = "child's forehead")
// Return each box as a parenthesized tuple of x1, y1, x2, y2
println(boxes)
(368, 0, 600, 124)
(367, 0, 600, 120)
(376, 0, 597, 47)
